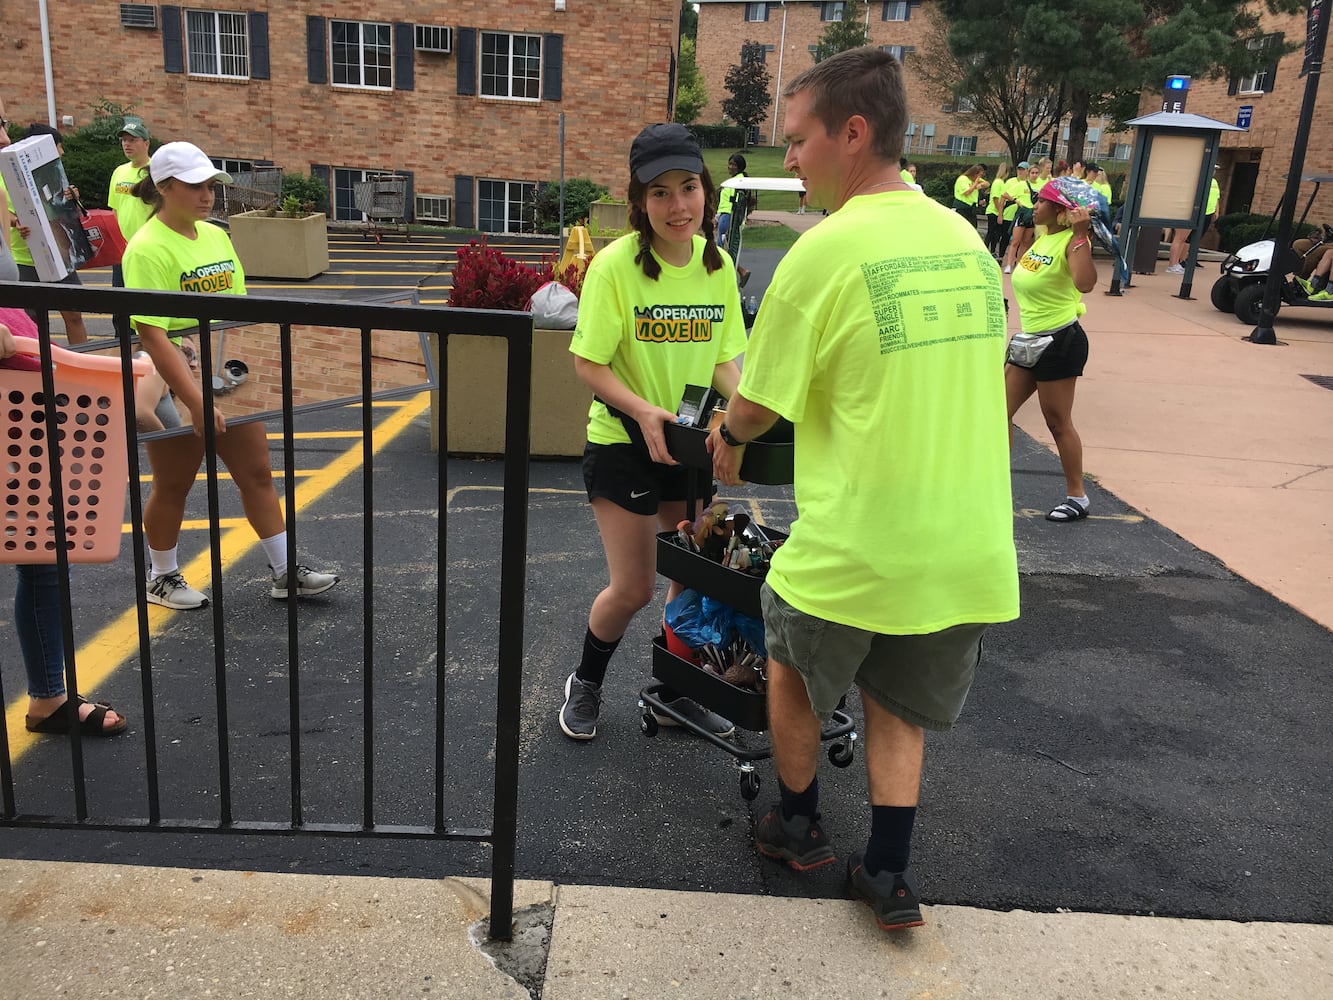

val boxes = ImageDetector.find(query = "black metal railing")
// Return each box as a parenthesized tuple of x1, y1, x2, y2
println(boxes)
(0, 281, 531, 939)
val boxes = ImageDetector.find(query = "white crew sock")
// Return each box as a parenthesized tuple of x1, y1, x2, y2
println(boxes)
(260, 531, 289, 577)
(1067, 494, 1090, 509)
(148, 546, 179, 580)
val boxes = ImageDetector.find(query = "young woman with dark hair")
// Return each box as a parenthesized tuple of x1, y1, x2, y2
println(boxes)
(560, 124, 746, 742)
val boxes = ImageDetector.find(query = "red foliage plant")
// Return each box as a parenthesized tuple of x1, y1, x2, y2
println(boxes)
(535, 253, 587, 300)
(448, 239, 546, 310)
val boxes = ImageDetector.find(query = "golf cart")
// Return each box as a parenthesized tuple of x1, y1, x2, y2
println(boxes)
(1210, 172, 1333, 324)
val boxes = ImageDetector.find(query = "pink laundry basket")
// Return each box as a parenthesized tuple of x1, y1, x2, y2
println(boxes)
(2, 335, 150, 564)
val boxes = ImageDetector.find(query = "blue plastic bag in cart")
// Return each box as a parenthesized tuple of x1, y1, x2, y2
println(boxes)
(665, 589, 767, 657)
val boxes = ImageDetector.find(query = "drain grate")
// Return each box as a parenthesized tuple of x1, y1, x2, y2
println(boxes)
(1300, 374, 1333, 391)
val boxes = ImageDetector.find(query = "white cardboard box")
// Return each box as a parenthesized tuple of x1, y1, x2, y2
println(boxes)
(0, 134, 91, 281)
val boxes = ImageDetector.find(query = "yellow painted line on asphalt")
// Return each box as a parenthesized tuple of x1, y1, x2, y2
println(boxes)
(1015, 508, 1145, 524)
(121, 517, 249, 534)
(267, 431, 363, 440)
(138, 470, 318, 484)
(4, 392, 433, 763)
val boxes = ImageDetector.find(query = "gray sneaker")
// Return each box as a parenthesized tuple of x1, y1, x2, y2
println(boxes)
(271, 564, 339, 599)
(847, 850, 925, 931)
(652, 696, 736, 739)
(145, 571, 209, 610)
(560, 672, 602, 741)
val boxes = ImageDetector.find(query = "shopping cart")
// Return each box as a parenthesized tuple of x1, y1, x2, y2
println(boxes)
(353, 173, 412, 243)
(212, 166, 283, 222)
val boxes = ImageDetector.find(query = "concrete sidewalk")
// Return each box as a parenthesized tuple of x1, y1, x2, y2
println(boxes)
(1007, 267, 1333, 630)
(3, 861, 1329, 999)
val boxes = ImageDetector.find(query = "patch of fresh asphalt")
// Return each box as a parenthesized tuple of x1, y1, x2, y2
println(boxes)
(1, 394, 1328, 927)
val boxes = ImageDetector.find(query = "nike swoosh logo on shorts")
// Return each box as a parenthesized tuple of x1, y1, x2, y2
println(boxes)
(630, 490, 650, 499)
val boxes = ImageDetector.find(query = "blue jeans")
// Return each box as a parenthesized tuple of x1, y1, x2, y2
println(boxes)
(717, 212, 732, 246)
(14, 564, 66, 698)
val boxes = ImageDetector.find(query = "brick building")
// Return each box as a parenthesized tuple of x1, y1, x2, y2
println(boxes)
(694, 0, 1126, 162)
(1160, 9, 1332, 219)
(2, 1, 679, 231)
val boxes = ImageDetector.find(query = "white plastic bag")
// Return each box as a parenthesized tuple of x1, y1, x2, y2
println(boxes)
(526, 281, 579, 329)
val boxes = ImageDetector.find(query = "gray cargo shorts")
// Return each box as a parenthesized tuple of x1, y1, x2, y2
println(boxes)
(760, 583, 987, 730)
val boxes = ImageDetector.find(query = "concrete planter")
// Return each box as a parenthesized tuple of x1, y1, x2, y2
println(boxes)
(589, 200, 628, 234)
(429, 328, 589, 459)
(227, 210, 330, 280)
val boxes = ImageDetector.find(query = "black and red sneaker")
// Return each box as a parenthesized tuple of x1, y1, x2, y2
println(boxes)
(754, 806, 836, 871)
(846, 850, 925, 931)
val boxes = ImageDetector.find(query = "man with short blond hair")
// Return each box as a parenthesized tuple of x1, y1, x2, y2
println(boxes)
(708, 47, 1019, 933)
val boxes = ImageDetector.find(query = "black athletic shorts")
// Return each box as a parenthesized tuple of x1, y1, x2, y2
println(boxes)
(1028, 321, 1089, 382)
(583, 442, 715, 516)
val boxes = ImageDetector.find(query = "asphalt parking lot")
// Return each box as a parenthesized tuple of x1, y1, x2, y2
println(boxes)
(3, 230, 1329, 927)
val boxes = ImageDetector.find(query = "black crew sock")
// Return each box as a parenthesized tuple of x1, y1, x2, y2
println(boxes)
(778, 775, 819, 821)
(863, 805, 917, 876)
(1312, 274, 1329, 293)
(575, 629, 620, 686)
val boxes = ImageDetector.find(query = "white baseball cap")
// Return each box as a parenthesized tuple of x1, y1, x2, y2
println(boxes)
(149, 141, 232, 185)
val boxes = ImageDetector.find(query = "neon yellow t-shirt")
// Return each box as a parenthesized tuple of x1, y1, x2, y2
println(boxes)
(900, 168, 914, 184)
(1091, 180, 1113, 206)
(717, 172, 745, 216)
(569, 233, 747, 447)
(954, 174, 980, 206)
(989, 176, 1009, 217)
(1206, 177, 1220, 215)
(737, 190, 1019, 634)
(123, 216, 246, 336)
(107, 161, 153, 242)
(1007, 176, 1035, 211)
(1010, 228, 1083, 332)
(1, 177, 34, 267)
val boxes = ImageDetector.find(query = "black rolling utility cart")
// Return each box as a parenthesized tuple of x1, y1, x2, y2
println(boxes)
(638, 418, 857, 802)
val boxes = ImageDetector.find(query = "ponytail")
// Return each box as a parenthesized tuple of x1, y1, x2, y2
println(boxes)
(128, 171, 163, 218)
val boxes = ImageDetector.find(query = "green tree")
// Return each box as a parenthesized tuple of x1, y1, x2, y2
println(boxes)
(674, 37, 708, 125)
(722, 41, 772, 148)
(934, 0, 1300, 165)
(679, 0, 698, 41)
(812, 11, 870, 63)
(915, 8, 1062, 165)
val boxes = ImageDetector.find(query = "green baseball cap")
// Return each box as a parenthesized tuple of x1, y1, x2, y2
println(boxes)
(119, 116, 150, 140)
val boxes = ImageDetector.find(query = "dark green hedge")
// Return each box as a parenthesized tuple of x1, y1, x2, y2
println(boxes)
(686, 124, 746, 149)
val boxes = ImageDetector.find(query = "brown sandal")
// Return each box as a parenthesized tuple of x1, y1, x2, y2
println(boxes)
(25, 695, 128, 737)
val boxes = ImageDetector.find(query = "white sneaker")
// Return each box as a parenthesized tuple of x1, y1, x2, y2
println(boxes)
(271, 564, 339, 599)
(1165, 264, 1185, 274)
(1002, 265, 1012, 274)
(145, 571, 209, 610)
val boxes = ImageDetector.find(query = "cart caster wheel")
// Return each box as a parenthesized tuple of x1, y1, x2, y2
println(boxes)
(641, 713, 659, 737)
(739, 770, 761, 801)
(828, 741, 854, 768)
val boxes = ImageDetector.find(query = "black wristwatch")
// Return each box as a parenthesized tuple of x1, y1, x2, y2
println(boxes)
(718, 422, 747, 447)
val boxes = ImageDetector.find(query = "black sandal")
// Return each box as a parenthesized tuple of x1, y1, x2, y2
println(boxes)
(1046, 500, 1090, 523)
(25, 695, 128, 737)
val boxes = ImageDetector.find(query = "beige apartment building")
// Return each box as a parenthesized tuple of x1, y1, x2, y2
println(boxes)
(2, 1, 680, 230)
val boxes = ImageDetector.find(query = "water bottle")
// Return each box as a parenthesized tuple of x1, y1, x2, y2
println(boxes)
(746, 295, 758, 313)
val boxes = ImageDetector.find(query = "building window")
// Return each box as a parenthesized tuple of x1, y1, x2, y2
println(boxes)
(1111, 142, 1133, 161)
(331, 20, 392, 88)
(478, 179, 536, 234)
(821, 2, 846, 22)
(481, 32, 542, 100)
(883, 2, 909, 20)
(210, 156, 256, 175)
(942, 94, 976, 114)
(745, 3, 769, 21)
(745, 44, 776, 64)
(185, 9, 249, 78)
(1237, 33, 1281, 94)
(943, 135, 977, 156)
(880, 44, 914, 62)
(333, 167, 373, 221)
